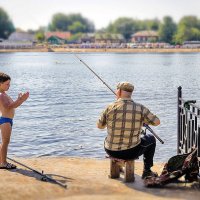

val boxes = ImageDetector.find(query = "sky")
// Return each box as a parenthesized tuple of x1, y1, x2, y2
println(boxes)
(1, 0, 200, 31)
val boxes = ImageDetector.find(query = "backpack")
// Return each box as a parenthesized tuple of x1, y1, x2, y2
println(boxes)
(144, 149, 199, 187)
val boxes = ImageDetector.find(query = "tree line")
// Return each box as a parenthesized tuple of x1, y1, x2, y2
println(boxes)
(1, 7, 200, 44)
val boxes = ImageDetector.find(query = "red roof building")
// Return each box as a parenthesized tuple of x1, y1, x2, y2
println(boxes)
(45, 32, 71, 40)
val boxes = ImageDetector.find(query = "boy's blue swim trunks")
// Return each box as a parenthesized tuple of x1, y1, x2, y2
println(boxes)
(0, 117, 13, 127)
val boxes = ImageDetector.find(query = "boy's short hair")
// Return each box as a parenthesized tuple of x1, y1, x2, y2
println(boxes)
(0, 72, 11, 83)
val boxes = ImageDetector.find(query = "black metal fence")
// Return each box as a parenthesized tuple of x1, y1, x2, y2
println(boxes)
(177, 86, 200, 169)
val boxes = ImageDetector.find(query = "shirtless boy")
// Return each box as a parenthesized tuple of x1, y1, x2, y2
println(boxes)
(0, 72, 29, 169)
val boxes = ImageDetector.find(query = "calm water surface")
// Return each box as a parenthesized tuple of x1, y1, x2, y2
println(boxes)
(0, 52, 200, 162)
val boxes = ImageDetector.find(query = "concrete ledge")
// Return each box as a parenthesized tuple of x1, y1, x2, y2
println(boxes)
(0, 157, 199, 200)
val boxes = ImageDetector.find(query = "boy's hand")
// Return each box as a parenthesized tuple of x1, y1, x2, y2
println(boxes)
(18, 92, 29, 102)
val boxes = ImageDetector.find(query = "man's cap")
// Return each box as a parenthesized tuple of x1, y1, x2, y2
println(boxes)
(117, 82, 134, 92)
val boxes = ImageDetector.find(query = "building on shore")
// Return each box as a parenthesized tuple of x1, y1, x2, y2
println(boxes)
(182, 41, 200, 48)
(94, 33, 124, 44)
(80, 33, 95, 43)
(47, 36, 67, 45)
(45, 32, 71, 45)
(8, 32, 36, 42)
(0, 32, 36, 49)
(131, 30, 159, 43)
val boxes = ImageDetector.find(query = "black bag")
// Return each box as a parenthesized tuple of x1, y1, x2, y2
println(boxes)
(144, 149, 199, 187)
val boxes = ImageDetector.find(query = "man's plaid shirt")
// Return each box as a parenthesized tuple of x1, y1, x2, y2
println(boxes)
(97, 98, 159, 151)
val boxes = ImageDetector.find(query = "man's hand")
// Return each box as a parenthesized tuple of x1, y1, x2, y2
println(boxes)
(97, 122, 106, 129)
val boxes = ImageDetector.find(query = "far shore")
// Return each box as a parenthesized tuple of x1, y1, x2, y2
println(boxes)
(1, 47, 200, 53)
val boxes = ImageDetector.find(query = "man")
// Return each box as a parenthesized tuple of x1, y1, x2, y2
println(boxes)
(97, 82, 160, 179)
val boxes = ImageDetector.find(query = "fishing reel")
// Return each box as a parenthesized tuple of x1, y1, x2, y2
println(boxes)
(142, 123, 164, 144)
(141, 125, 147, 135)
(41, 176, 48, 181)
(40, 171, 48, 181)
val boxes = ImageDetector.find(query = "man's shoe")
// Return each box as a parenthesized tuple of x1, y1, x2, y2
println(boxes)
(142, 170, 158, 179)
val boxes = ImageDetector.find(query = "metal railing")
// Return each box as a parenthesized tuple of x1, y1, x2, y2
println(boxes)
(177, 86, 200, 168)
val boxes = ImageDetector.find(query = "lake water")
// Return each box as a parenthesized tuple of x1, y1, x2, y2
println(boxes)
(0, 52, 200, 162)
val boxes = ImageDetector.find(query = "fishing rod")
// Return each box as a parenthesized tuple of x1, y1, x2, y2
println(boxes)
(74, 54, 164, 144)
(74, 54, 116, 96)
(7, 157, 67, 189)
(143, 124, 164, 144)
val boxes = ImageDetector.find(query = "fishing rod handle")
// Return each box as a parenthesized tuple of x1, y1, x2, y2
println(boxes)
(143, 124, 164, 144)
(147, 125, 164, 144)
(153, 133, 164, 144)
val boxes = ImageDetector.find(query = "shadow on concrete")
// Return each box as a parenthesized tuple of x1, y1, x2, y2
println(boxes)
(123, 174, 200, 200)
(9, 168, 73, 188)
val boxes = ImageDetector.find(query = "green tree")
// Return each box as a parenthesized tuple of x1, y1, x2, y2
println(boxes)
(174, 16, 200, 44)
(35, 32, 45, 42)
(159, 16, 177, 43)
(106, 18, 161, 41)
(142, 19, 160, 31)
(34, 26, 46, 42)
(0, 7, 15, 39)
(48, 13, 94, 33)
(68, 32, 82, 43)
(106, 17, 139, 41)
(68, 21, 86, 34)
(190, 27, 200, 40)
